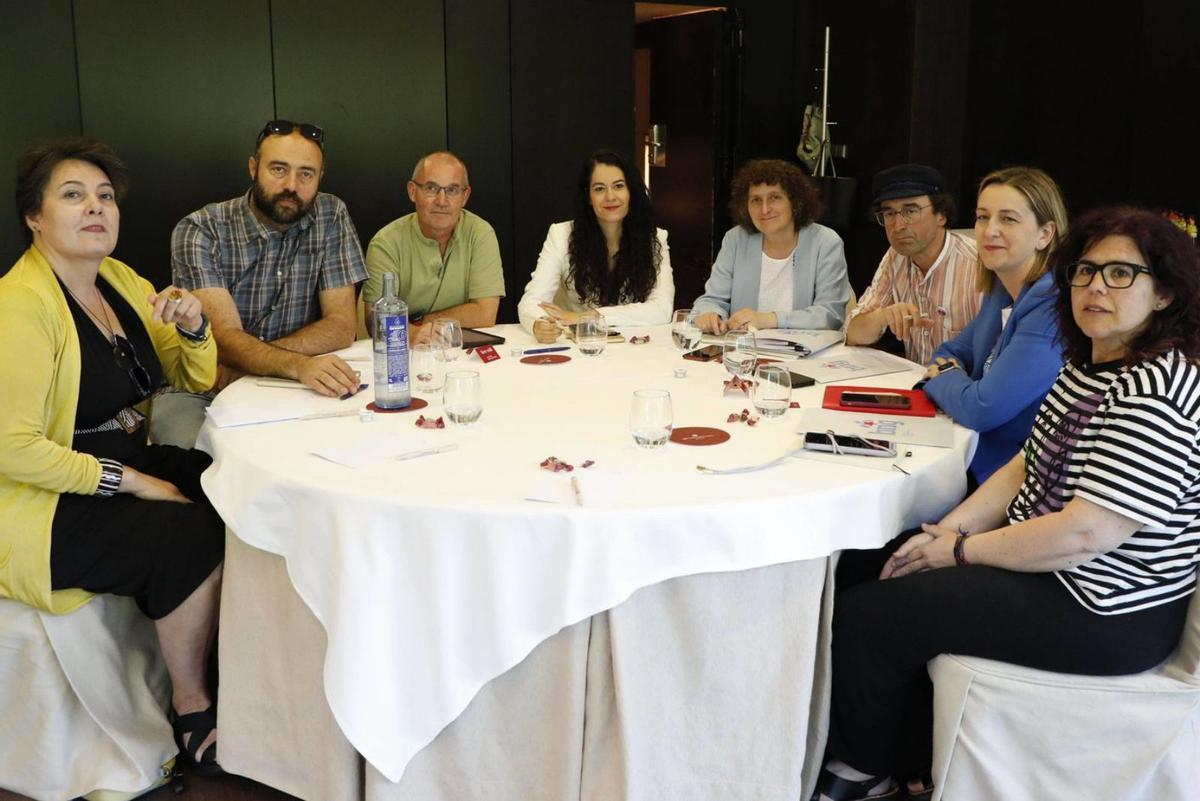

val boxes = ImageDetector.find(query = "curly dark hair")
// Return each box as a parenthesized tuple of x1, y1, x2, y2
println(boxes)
(567, 150, 662, 306)
(928, 192, 957, 224)
(15, 138, 128, 245)
(1052, 205, 1200, 366)
(728, 159, 820, 233)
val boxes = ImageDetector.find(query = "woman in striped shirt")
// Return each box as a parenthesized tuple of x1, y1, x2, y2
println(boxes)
(811, 206, 1200, 801)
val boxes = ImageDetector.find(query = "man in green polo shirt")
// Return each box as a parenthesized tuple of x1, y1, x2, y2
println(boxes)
(362, 151, 505, 340)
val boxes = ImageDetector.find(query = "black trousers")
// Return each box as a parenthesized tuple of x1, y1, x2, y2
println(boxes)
(50, 445, 225, 620)
(827, 531, 1191, 777)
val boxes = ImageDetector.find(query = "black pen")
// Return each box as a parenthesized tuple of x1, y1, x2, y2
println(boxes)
(340, 383, 368, 400)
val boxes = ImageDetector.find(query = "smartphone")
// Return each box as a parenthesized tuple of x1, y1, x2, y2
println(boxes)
(682, 344, 723, 362)
(840, 391, 912, 410)
(788, 371, 816, 388)
(802, 431, 897, 457)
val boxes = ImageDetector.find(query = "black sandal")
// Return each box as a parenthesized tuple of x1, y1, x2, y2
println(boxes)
(810, 767, 900, 801)
(171, 705, 223, 777)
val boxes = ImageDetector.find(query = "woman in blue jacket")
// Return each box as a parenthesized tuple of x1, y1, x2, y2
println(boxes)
(921, 167, 1068, 486)
(693, 159, 849, 333)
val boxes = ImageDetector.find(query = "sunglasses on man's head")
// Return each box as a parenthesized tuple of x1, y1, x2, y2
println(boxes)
(257, 120, 325, 148)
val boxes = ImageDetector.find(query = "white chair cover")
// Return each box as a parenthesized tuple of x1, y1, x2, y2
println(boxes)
(928, 584, 1200, 801)
(0, 595, 176, 801)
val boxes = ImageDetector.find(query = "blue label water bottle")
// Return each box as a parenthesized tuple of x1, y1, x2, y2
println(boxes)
(372, 272, 411, 409)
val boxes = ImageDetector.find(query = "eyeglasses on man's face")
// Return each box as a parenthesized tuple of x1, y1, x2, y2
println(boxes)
(1064, 260, 1154, 289)
(875, 204, 930, 227)
(257, 120, 325, 148)
(412, 181, 466, 199)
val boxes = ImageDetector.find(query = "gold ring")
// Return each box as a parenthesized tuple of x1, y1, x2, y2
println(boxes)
(167, 289, 183, 304)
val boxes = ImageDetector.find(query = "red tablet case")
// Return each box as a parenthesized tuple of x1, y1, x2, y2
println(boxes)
(822, 385, 936, 418)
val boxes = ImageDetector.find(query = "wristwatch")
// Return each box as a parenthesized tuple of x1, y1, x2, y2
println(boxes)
(177, 313, 210, 342)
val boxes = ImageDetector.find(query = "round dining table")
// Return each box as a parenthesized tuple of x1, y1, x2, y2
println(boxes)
(200, 323, 973, 801)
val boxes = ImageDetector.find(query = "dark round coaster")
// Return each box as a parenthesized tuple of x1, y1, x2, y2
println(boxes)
(520, 354, 571, 365)
(367, 396, 429, 413)
(669, 426, 732, 446)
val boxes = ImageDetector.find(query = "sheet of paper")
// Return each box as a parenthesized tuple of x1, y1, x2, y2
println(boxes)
(206, 398, 357, 428)
(525, 469, 622, 506)
(790, 348, 916, 383)
(798, 407, 955, 448)
(754, 328, 844, 355)
(312, 433, 441, 469)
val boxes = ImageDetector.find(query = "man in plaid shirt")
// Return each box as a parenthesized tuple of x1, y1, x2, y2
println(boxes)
(153, 120, 367, 447)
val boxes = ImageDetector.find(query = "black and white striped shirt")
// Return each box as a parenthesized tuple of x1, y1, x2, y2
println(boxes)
(1008, 350, 1200, 614)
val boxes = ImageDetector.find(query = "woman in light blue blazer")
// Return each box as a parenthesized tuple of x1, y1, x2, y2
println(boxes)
(693, 159, 849, 333)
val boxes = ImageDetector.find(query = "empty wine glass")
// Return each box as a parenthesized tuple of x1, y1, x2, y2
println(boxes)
(410, 342, 445, 394)
(752, 364, 791, 418)
(671, 309, 702, 352)
(577, 314, 608, 357)
(431, 319, 464, 362)
(629, 389, 673, 449)
(722, 330, 757, 378)
(443, 370, 483, 426)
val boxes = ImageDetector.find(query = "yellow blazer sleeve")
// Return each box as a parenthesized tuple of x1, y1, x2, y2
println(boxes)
(0, 283, 102, 494)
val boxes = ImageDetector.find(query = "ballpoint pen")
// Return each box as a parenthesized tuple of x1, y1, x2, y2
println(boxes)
(395, 444, 459, 461)
(297, 410, 364, 421)
(522, 346, 571, 356)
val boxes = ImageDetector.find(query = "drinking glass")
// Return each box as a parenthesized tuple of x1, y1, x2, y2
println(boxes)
(431, 319, 464, 362)
(443, 370, 483, 426)
(671, 309, 702, 352)
(752, 364, 792, 418)
(410, 342, 445, 394)
(629, 389, 673, 449)
(576, 314, 608, 357)
(722, 330, 757, 378)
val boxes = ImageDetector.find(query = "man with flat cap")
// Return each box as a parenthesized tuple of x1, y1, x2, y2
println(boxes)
(845, 163, 979, 365)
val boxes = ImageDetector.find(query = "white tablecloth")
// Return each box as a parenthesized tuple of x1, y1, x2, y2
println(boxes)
(200, 324, 973, 784)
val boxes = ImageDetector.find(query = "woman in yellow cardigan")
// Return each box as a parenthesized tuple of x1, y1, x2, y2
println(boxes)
(0, 139, 224, 775)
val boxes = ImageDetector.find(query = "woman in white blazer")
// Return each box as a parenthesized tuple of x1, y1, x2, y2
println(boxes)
(518, 150, 673, 339)
(693, 158, 849, 333)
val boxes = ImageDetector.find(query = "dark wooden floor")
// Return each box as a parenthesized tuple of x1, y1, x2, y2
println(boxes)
(0, 767, 299, 801)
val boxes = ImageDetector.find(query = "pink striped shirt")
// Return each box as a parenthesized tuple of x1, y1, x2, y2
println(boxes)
(847, 231, 981, 365)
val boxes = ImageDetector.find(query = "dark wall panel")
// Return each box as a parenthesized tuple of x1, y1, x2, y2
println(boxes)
(271, 0, 446, 258)
(509, 0, 634, 321)
(736, 0, 800, 160)
(73, 0, 274, 287)
(0, 1, 81, 270)
(963, 1, 1141, 217)
(806, 2, 915, 292)
(445, 0, 514, 319)
(1129, 1, 1200, 215)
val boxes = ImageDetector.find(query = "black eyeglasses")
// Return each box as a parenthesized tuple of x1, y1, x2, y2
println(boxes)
(256, 120, 325, 148)
(112, 334, 154, 399)
(1064, 260, 1154, 289)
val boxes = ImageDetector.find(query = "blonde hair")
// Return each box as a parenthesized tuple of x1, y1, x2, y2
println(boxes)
(974, 166, 1068, 293)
